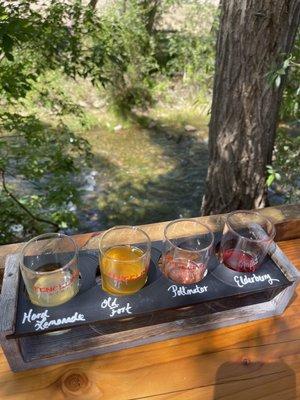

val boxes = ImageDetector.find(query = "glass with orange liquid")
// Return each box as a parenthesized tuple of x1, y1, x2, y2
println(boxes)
(99, 226, 151, 295)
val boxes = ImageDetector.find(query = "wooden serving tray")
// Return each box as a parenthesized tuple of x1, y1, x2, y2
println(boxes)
(0, 236, 299, 371)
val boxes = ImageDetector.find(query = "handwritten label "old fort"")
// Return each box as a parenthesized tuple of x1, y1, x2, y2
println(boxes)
(101, 297, 132, 318)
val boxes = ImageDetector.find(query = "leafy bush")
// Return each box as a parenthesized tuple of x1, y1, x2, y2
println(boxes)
(94, 0, 217, 113)
(154, 1, 217, 91)
(267, 33, 300, 121)
(0, 113, 92, 244)
(91, 2, 158, 115)
(280, 40, 300, 122)
(0, 0, 97, 244)
(267, 129, 300, 203)
(267, 32, 300, 203)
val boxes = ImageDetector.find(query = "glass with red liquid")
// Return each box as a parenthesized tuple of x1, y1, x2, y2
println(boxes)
(161, 219, 214, 285)
(219, 211, 275, 273)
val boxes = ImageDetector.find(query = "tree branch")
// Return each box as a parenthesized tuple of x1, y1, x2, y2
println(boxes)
(5, 170, 44, 191)
(0, 135, 21, 139)
(0, 169, 60, 230)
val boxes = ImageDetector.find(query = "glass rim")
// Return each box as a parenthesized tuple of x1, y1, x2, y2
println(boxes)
(225, 210, 276, 242)
(20, 232, 78, 275)
(99, 225, 151, 262)
(164, 218, 214, 253)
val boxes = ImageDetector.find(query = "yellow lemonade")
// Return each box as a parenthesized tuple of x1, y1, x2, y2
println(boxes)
(28, 263, 79, 307)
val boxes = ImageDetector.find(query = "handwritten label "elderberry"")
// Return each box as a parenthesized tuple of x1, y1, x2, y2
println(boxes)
(234, 273, 280, 288)
(22, 309, 86, 331)
(168, 284, 208, 298)
(101, 297, 132, 318)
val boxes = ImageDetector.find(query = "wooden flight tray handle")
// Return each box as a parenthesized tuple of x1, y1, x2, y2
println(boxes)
(12, 236, 298, 338)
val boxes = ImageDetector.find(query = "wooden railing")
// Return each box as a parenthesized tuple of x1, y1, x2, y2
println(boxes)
(1, 203, 299, 288)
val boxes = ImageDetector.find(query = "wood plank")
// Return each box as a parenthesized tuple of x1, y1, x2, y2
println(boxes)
(0, 238, 298, 399)
(0, 254, 20, 333)
(0, 254, 23, 371)
(275, 219, 300, 242)
(136, 362, 299, 399)
(277, 238, 300, 270)
(0, 307, 299, 399)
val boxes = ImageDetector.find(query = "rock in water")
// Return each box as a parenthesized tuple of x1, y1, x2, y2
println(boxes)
(114, 124, 123, 132)
(184, 125, 197, 132)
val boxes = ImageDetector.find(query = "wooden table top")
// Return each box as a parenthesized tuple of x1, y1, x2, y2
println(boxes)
(0, 206, 299, 399)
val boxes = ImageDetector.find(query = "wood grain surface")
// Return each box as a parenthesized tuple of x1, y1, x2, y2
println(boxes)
(0, 235, 299, 398)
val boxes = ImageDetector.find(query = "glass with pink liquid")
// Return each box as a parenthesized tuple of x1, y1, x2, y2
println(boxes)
(219, 210, 275, 273)
(161, 219, 214, 285)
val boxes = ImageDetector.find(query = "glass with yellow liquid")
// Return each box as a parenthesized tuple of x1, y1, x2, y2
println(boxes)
(99, 226, 151, 295)
(20, 233, 79, 307)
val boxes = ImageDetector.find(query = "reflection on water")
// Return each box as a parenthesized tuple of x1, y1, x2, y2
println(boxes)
(6, 119, 210, 238)
(76, 122, 209, 232)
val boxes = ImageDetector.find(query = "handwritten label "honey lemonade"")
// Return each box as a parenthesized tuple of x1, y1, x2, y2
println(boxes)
(22, 309, 86, 331)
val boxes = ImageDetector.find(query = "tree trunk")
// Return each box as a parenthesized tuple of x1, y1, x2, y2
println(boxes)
(88, 0, 98, 10)
(201, 0, 300, 215)
(139, 0, 161, 34)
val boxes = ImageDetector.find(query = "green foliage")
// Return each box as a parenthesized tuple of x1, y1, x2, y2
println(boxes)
(154, 1, 217, 90)
(0, 1, 99, 99)
(266, 165, 281, 187)
(267, 32, 300, 204)
(280, 35, 300, 121)
(89, 0, 217, 114)
(268, 32, 300, 121)
(91, 1, 158, 115)
(0, 0, 218, 244)
(267, 130, 300, 203)
(0, 0, 96, 244)
(0, 112, 92, 244)
(0, 195, 27, 244)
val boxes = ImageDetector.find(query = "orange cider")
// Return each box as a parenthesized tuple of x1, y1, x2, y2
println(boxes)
(101, 245, 149, 295)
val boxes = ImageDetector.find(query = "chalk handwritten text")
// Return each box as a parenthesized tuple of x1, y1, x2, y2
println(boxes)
(101, 297, 132, 318)
(234, 274, 280, 288)
(168, 284, 208, 298)
(22, 308, 86, 331)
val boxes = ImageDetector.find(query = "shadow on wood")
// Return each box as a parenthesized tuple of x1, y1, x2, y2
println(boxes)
(212, 360, 296, 399)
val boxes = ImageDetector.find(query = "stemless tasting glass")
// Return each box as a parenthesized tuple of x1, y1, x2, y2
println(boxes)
(20, 233, 79, 307)
(99, 226, 151, 296)
(162, 219, 214, 285)
(219, 210, 276, 273)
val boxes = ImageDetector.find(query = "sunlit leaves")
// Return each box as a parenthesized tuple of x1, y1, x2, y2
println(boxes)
(0, 111, 92, 244)
(266, 165, 281, 187)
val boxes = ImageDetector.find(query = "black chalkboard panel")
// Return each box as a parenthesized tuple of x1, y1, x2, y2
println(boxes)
(14, 239, 291, 337)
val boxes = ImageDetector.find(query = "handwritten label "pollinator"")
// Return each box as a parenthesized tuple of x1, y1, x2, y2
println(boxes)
(168, 284, 208, 298)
